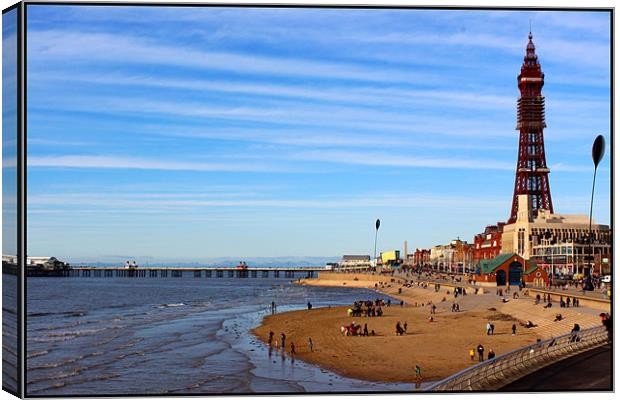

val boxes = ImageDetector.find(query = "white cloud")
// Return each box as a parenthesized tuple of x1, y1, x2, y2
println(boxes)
(27, 155, 297, 173)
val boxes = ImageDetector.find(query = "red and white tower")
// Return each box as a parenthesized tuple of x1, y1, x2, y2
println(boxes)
(508, 32, 553, 223)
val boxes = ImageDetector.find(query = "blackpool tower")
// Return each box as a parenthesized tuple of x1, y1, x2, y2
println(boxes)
(508, 32, 553, 223)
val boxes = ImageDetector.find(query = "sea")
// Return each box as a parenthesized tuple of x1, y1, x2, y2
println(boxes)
(23, 273, 417, 395)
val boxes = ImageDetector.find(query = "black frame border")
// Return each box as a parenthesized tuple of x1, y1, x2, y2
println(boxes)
(1, 1, 614, 398)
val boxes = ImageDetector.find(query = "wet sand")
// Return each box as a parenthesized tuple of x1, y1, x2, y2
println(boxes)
(253, 275, 541, 383)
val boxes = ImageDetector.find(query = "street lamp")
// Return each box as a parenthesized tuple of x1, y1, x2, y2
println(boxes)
(585, 135, 605, 291)
(374, 218, 380, 269)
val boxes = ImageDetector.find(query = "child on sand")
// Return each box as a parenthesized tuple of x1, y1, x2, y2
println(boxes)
(469, 348, 475, 360)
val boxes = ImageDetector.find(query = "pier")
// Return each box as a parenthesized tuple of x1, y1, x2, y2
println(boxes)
(18, 266, 324, 279)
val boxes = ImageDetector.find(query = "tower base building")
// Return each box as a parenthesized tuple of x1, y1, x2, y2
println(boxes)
(501, 195, 611, 277)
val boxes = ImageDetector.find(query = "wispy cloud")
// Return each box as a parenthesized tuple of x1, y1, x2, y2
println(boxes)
(290, 149, 514, 170)
(28, 30, 439, 85)
(27, 155, 301, 173)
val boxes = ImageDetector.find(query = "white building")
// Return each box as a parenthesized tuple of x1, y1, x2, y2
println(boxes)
(501, 195, 611, 275)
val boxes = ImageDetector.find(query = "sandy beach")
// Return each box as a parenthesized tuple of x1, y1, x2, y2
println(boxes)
(252, 273, 542, 383)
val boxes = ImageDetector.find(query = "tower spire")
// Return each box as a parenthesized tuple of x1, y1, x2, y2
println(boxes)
(508, 32, 553, 223)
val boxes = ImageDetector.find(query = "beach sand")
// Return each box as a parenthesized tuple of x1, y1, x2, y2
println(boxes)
(253, 275, 541, 383)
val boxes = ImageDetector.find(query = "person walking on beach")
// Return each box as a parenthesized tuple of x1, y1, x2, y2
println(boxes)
(363, 323, 369, 337)
(307, 301, 312, 310)
(490, 323, 495, 335)
(268, 331, 274, 346)
(477, 344, 484, 362)
(512, 324, 517, 335)
(281, 333, 286, 349)
(486, 322, 491, 335)
(469, 348, 475, 361)
(415, 365, 422, 379)
(308, 337, 313, 352)
(271, 301, 276, 314)
(290, 343, 296, 355)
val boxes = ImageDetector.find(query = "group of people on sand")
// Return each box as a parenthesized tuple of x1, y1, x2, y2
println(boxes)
(348, 299, 386, 317)
(267, 330, 315, 356)
(470, 344, 495, 362)
(341, 322, 374, 337)
(395, 321, 407, 335)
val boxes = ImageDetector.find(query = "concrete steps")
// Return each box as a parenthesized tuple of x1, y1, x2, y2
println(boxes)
(497, 299, 600, 339)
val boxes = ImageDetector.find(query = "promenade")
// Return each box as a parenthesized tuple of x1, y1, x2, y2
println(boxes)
(330, 270, 608, 340)
(501, 344, 612, 391)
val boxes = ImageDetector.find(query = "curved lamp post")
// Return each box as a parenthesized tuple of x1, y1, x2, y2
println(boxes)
(374, 219, 381, 268)
(585, 135, 605, 291)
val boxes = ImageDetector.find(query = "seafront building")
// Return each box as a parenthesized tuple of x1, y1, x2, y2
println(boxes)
(474, 253, 548, 287)
(501, 195, 611, 276)
(473, 223, 505, 263)
(429, 239, 473, 273)
(339, 255, 372, 268)
(413, 248, 431, 265)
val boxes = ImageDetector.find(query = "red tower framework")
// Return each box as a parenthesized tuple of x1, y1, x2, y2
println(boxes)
(508, 32, 553, 223)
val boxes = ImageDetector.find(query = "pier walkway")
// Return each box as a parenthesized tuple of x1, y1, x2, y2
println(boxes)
(23, 266, 325, 279)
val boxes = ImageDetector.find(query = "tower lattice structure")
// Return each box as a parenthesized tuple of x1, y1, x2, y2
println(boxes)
(508, 32, 553, 224)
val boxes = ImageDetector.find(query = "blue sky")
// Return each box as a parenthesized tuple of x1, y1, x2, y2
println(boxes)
(24, 6, 611, 264)
(3, 7, 17, 257)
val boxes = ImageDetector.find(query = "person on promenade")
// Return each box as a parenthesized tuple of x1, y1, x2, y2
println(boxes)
(512, 324, 517, 335)
(488, 349, 495, 360)
(602, 313, 612, 342)
(308, 337, 313, 352)
(268, 331, 274, 346)
(281, 333, 286, 349)
(477, 344, 484, 362)
(570, 324, 581, 343)
(469, 348, 475, 361)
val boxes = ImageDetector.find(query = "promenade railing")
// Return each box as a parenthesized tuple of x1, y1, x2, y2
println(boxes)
(426, 325, 610, 391)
